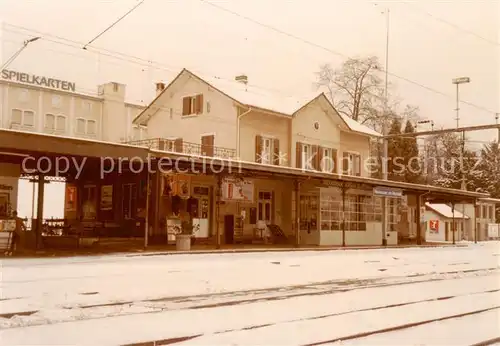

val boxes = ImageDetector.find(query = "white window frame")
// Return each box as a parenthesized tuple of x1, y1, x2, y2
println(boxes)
(302, 144, 313, 170)
(321, 147, 334, 173)
(190, 97, 197, 115)
(11, 108, 35, 128)
(183, 94, 202, 116)
(345, 151, 361, 176)
(261, 136, 274, 165)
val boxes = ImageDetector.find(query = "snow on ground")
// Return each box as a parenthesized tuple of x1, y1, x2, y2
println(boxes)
(0, 242, 499, 345)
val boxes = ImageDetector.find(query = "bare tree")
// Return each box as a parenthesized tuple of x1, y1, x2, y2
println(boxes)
(316, 56, 383, 122)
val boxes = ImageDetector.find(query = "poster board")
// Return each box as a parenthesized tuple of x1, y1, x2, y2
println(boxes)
(429, 220, 439, 233)
(100, 185, 113, 211)
(65, 185, 77, 212)
(221, 178, 254, 203)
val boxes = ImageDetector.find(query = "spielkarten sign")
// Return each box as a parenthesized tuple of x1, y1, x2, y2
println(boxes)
(1, 69, 76, 92)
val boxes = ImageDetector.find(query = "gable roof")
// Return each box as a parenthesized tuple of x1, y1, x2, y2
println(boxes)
(425, 203, 470, 219)
(133, 68, 381, 137)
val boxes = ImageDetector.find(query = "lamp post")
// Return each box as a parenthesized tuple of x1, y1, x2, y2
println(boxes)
(452, 77, 470, 191)
(452, 77, 470, 128)
(0, 37, 40, 70)
(453, 77, 469, 241)
(381, 6, 390, 246)
(1, 37, 40, 127)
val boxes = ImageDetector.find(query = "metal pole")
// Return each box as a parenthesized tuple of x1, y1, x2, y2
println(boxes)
(416, 194, 422, 245)
(341, 183, 346, 247)
(215, 175, 222, 249)
(381, 7, 390, 246)
(381, 8, 390, 180)
(144, 172, 150, 249)
(451, 201, 456, 245)
(35, 175, 45, 249)
(31, 181, 36, 227)
(456, 83, 460, 128)
(294, 180, 301, 247)
(474, 200, 477, 244)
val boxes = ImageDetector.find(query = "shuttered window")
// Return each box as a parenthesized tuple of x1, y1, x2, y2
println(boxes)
(255, 135, 280, 165)
(182, 94, 204, 115)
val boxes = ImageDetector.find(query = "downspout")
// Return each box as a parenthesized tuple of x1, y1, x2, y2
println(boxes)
(236, 107, 253, 159)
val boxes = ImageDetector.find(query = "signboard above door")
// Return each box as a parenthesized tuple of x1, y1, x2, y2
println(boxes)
(373, 186, 403, 198)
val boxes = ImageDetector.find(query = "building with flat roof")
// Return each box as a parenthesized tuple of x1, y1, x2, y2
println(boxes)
(0, 69, 150, 215)
(0, 70, 148, 142)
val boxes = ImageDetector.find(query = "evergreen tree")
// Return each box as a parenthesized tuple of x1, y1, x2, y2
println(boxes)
(476, 141, 500, 221)
(387, 118, 403, 181)
(401, 120, 422, 183)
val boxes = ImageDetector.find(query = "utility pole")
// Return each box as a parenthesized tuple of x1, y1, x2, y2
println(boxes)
(452, 77, 470, 191)
(453, 77, 470, 240)
(379, 6, 390, 246)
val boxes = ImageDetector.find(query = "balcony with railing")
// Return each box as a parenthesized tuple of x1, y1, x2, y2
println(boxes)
(126, 138, 237, 159)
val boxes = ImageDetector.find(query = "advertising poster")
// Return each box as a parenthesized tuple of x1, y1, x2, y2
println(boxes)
(65, 185, 77, 211)
(100, 185, 113, 211)
(429, 220, 439, 233)
(221, 178, 254, 203)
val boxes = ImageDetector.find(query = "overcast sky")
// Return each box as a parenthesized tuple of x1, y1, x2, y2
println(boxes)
(1, 0, 499, 146)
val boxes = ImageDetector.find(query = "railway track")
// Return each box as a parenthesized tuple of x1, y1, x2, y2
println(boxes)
(0, 267, 497, 329)
(303, 306, 500, 345)
(121, 289, 500, 346)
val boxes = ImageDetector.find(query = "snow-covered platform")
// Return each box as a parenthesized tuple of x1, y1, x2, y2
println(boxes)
(0, 242, 499, 345)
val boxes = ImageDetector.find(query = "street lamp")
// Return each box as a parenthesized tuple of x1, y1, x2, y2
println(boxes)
(374, 3, 390, 247)
(453, 77, 470, 240)
(452, 77, 470, 191)
(0, 36, 41, 70)
(452, 77, 470, 128)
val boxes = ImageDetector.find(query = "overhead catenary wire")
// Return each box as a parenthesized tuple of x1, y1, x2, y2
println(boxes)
(2, 34, 493, 138)
(3, 25, 314, 100)
(4, 11, 498, 117)
(3, 24, 494, 131)
(83, 0, 146, 50)
(400, 1, 500, 47)
(198, 0, 498, 115)
(2, 14, 498, 140)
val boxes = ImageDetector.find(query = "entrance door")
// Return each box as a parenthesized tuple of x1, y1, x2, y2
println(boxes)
(201, 135, 214, 156)
(224, 214, 234, 244)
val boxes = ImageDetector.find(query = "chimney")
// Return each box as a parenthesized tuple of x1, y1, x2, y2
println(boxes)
(235, 75, 248, 85)
(156, 82, 166, 95)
